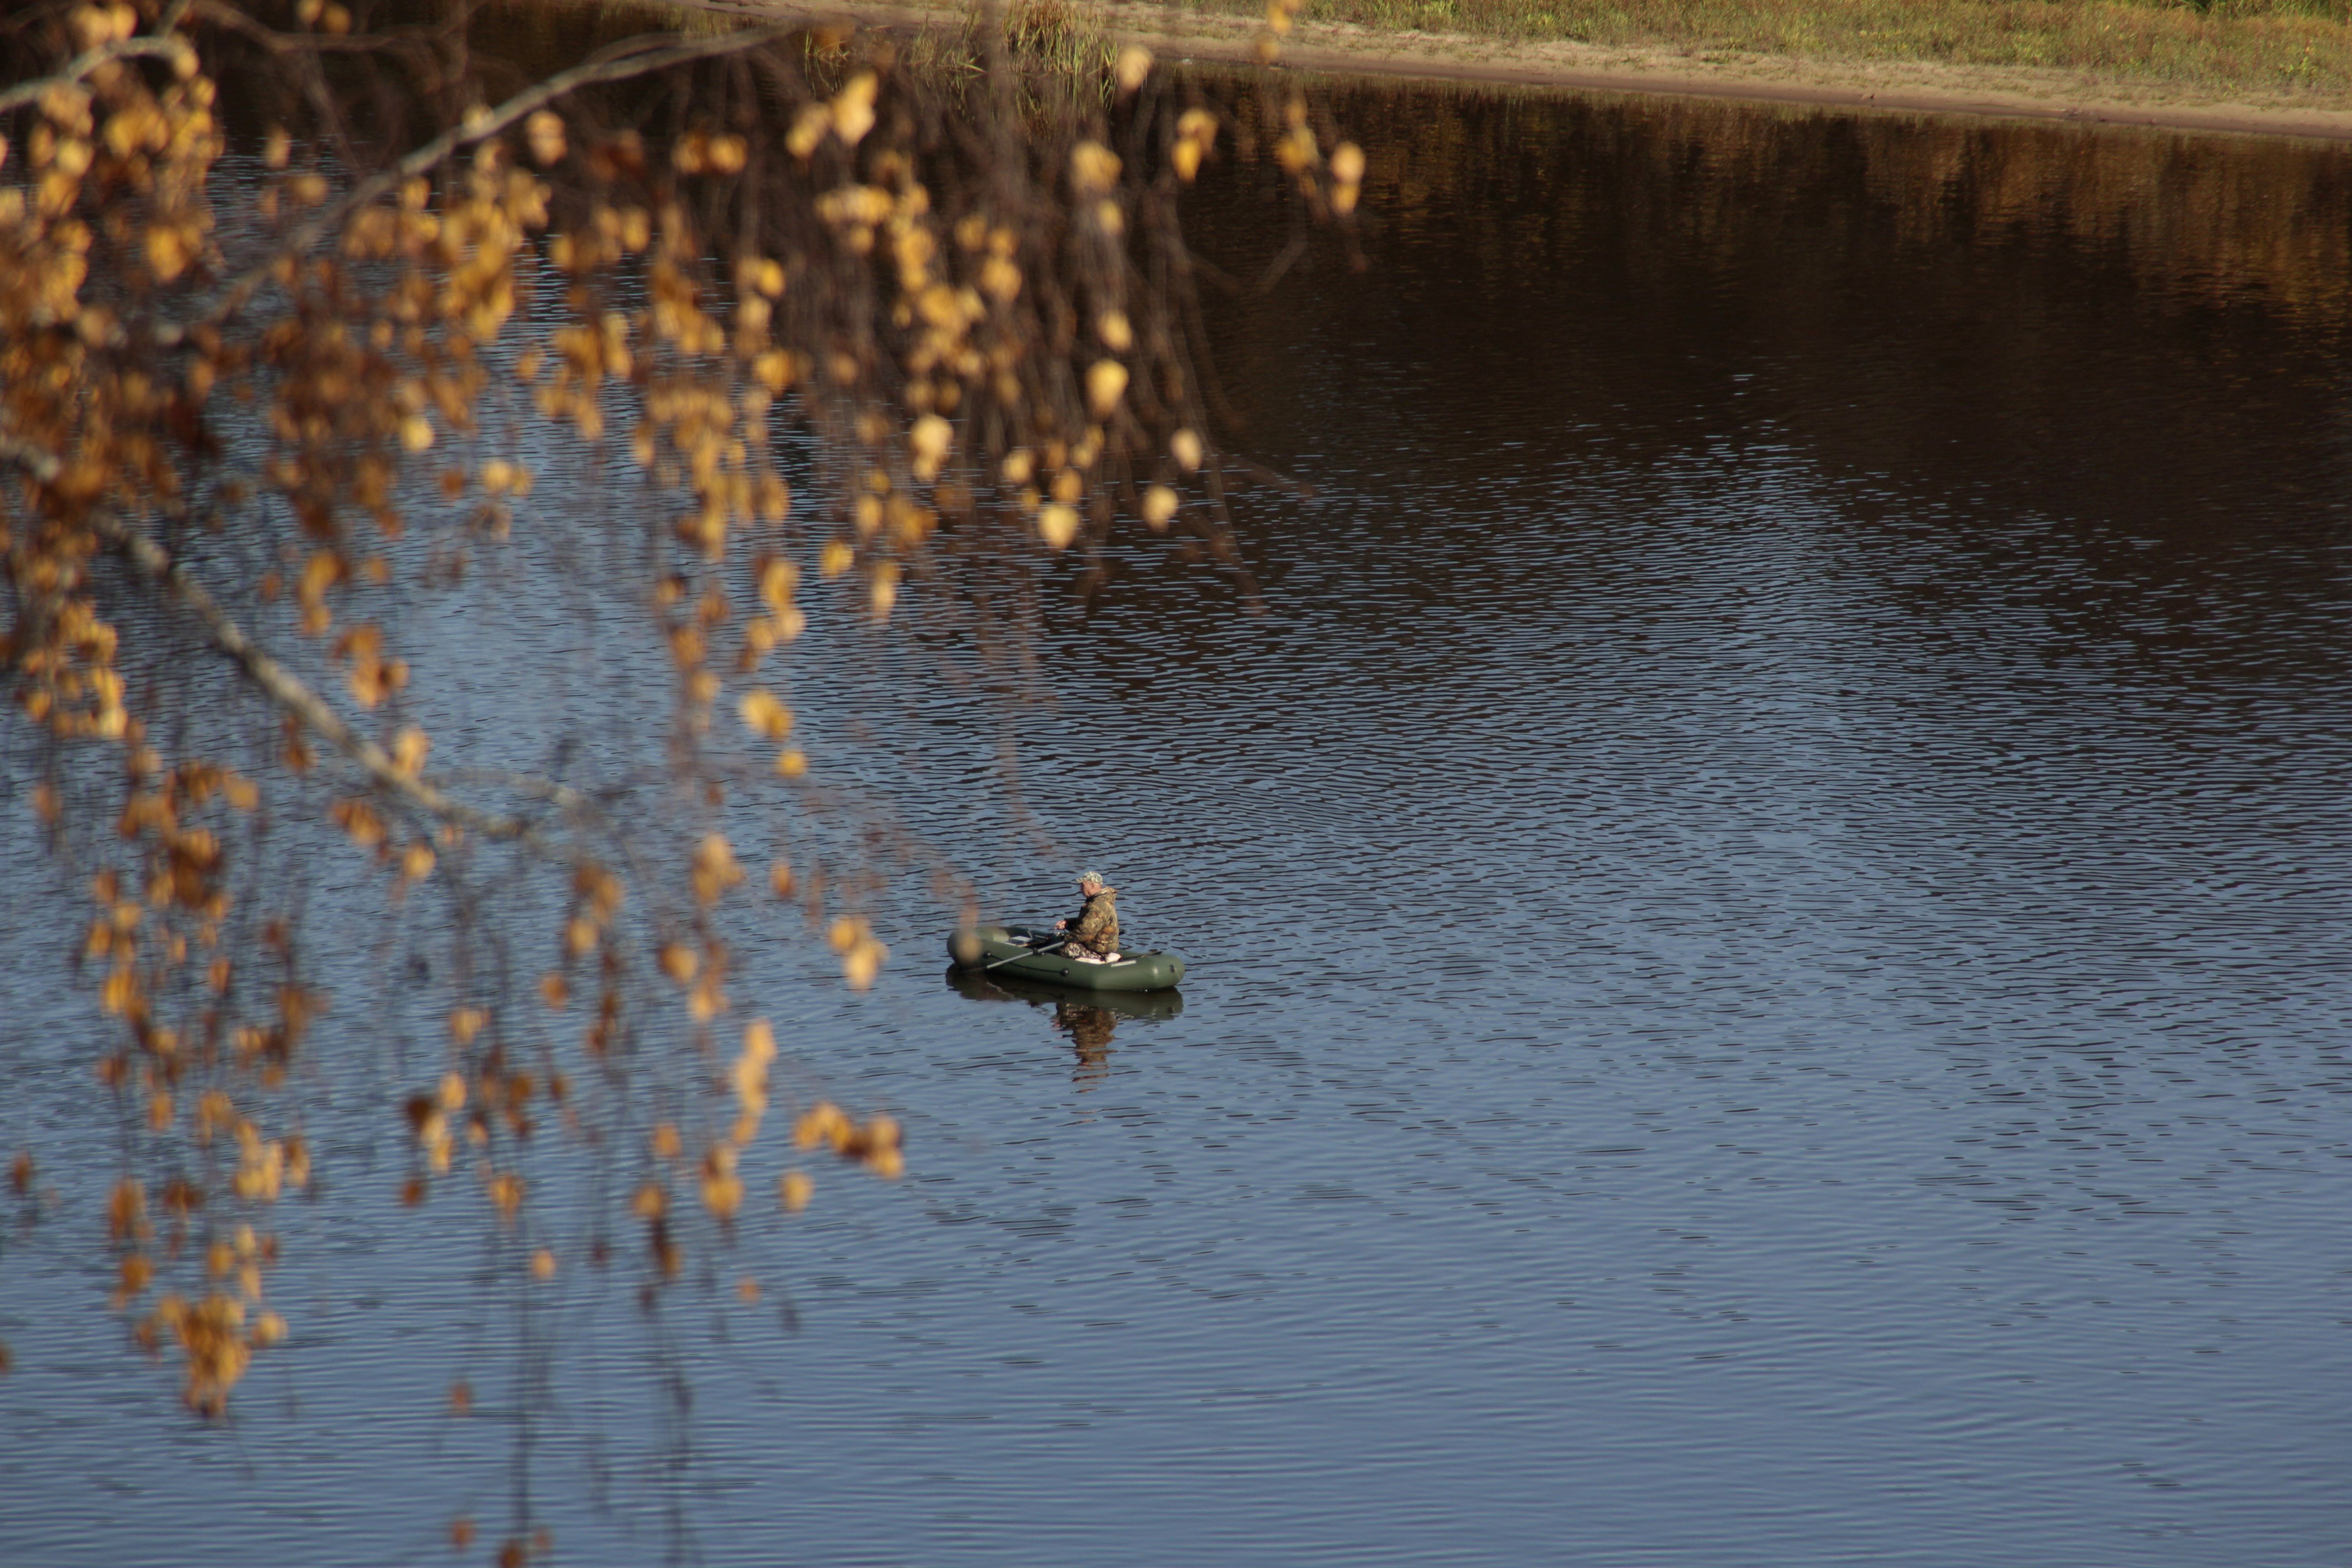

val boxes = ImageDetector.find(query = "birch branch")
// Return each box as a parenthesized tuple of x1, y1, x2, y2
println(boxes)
(0, 35, 195, 117)
(97, 515, 542, 841)
(1, 435, 568, 848)
(159, 19, 808, 346)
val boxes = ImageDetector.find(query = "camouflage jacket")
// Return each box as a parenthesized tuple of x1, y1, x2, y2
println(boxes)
(1067, 888, 1119, 956)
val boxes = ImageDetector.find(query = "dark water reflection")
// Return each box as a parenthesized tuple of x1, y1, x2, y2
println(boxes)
(945, 969, 1182, 1089)
(7, 80, 2352, 1567)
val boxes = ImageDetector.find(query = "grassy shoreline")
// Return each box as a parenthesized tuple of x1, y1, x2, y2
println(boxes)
(1162, 0, 2352, 96)
(590, 0, 2352, 133)
(1061, 0, 2352, 138)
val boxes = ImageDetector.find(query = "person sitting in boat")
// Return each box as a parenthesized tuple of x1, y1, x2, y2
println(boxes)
(1053, 870, 1120, 962)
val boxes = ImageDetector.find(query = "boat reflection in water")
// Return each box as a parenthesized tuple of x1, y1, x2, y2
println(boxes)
(945, 966, 1185, 1088)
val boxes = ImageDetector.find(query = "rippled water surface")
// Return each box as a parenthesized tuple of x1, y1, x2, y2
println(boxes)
(7, 81, 2352, 1567)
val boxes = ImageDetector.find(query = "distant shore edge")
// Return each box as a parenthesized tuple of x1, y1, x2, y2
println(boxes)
(1145, 25, 2352, 143)
(712, 1, 2352, 142)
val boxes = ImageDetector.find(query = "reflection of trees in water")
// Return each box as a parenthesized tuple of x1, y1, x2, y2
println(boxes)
(1183, 73, 2352, 627)
(1286, 80, 2352, 325)
(1052, 1000, 1118, 1088)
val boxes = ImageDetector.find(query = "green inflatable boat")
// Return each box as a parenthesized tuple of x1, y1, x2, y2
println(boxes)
(946, 924, 1186, 993)
(946, 966, 1186, 1020)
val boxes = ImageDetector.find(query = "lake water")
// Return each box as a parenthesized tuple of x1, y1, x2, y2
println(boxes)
(5, 77, 2352, 1567)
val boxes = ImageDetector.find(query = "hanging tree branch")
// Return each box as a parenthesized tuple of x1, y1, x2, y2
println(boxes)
(0, 0, 1357, 1479)
(160, 17, 809, 346)
(0, 434, 576, 848)
(0, 33, 194, 117)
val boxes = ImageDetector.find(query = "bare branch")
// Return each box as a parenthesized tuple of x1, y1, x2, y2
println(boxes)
(1, 434, 560, 847)
(438, 768, 600, 819)
(0, 35, 193, 118)
(162, 19, 814, 346)
(95, 514, 544, 840)
(184, 0, 456, 55)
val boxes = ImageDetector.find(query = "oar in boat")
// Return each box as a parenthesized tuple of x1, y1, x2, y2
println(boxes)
(980, 932, 1067, 972)
(980, 930, 1138, 973)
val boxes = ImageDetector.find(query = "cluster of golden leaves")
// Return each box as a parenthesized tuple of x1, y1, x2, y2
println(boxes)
(1235, 10, 1365, 213)
(3, 1, 1358, 1424)
(792, 1098, 904, 1181)
(2, 10, 213, 730)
